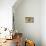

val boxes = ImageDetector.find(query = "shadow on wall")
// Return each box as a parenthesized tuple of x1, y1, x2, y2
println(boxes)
(12, 0, 41, 46)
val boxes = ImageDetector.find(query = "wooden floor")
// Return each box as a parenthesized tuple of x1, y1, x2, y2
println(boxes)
(0, 39, 16, 46)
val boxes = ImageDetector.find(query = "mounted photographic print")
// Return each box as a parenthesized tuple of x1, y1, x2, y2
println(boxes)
(25, 17, 34, 23)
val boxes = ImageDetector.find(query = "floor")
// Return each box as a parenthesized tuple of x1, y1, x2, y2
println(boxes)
(0, 39, 16, 46)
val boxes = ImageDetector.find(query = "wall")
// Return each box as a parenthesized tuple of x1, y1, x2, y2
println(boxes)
(0, 0, 16, 30)
(13, 0, 41, 46)
(41, 0, 46, 46)
(0, 0, 46, 46)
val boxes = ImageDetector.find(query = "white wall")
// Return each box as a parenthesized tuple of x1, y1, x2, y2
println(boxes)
(41, 0, 46, 46)
(13, 0, 41, 46)
(0, 0, 16, 30)
(0, 0, 46, 46)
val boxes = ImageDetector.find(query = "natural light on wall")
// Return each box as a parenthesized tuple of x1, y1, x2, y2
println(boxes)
(0, 0, 16, 30)
(0, 8, 12, 30)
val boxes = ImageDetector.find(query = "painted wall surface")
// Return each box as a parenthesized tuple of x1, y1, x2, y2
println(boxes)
(0, 0, 16, 30)
(0, 0, 46, 46)
(41, 0, 46, 46)
(13, 0, 41, 46)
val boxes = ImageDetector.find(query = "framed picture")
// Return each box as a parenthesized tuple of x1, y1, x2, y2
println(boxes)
(25, 17, 34, 23)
